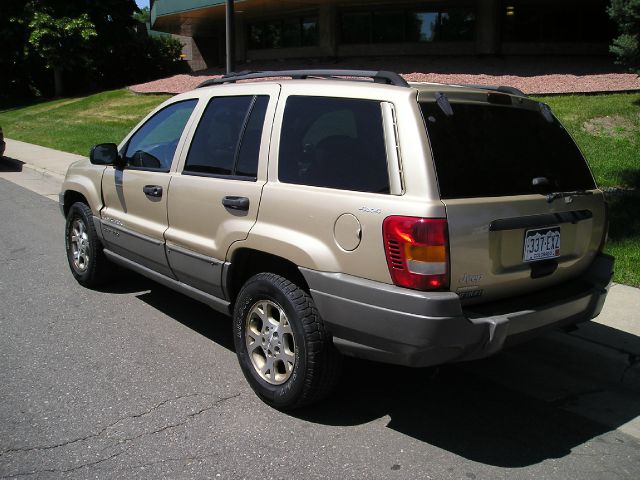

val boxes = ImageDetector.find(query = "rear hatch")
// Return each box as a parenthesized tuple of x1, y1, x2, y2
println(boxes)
(419, 90, 606, 305)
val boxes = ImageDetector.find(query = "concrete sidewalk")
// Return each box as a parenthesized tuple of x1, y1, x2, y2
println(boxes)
(2, 138, 83, 179)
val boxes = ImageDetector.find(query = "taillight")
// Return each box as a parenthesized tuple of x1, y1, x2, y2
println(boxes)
(383, 216, 449, 291)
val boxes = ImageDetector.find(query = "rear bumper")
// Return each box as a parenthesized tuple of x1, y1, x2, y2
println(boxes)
(300, 253, 614, 367)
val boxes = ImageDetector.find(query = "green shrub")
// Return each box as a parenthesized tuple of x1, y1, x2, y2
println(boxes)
(608, 0, 640, 73)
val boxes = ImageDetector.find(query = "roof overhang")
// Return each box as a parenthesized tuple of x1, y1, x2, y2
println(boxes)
(151, 0, 329, 36)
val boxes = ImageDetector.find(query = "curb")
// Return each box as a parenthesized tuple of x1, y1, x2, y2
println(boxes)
(0, 155, 65, 182)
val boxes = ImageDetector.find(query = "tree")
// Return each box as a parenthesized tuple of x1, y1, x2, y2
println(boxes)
(133, 6, 150, 25)
(1, 0, 184, 103)
(608, 0, 640, 74)
(27, 11, 97, 97)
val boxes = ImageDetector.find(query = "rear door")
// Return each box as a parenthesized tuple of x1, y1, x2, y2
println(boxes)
(419, 94, 606, 304)
(101, 99, 198, 276)
(164, 85, 279, 297)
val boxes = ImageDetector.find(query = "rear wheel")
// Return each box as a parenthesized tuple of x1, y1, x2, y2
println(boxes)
(65, 202, 115, 287)
(233, 273, 341, 410)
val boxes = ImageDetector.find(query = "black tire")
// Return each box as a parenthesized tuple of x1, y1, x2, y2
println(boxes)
(64, 202, 115, 288)
(233, 273, 342, 410)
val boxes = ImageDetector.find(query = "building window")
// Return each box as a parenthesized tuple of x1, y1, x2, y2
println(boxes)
(502, 0, 613, 43)
(249, 16, 319, 49)
(341, 7, 476, 44)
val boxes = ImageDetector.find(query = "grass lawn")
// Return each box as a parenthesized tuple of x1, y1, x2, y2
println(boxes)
(0, 89, 638, 286)
(535, 93, 640, 287)
(535, 93, 640, 189)
(0, 89, 171, 156)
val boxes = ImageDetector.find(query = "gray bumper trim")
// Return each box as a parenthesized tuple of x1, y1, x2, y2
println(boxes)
(300, 254, 614, 367)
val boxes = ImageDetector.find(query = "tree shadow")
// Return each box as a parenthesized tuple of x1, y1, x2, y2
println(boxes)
(619, 169, 640, 190)
(0, 94, 87, 113)
(605, 174, 640, 242)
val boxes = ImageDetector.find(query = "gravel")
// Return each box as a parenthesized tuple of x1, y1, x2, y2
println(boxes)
(129, 55, 640, 95)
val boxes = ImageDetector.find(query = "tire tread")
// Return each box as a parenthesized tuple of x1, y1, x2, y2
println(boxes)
(234, 272, 342, 409)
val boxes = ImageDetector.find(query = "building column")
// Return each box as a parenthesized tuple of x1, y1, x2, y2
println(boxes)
(476, 0, 501, 55)
(235, 13, 246, 63)
(319, 3, 337, 57)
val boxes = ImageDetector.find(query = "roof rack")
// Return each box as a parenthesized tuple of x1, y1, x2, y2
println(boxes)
(459, 84, 528, 98)
(197, 69, 409, 88)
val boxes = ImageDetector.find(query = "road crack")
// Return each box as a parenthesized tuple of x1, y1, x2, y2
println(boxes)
(0, 392, 225, 456)
(0, 393, 240, 479)
(110, 393, 240, 448)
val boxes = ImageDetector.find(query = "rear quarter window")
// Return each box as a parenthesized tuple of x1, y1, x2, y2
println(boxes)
(279, 96, 390, 194)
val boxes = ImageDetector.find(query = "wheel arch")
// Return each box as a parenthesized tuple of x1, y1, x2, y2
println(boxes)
(62, 190, 91, 217)
(226, 248, 310, 305)
(61, 166, 105, 217)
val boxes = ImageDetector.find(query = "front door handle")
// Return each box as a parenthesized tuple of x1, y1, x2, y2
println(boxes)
(222, 196, 250, 211)
(143, 185, 163, 198)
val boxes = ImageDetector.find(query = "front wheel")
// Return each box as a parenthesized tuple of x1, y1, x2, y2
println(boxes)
(64, 202, 115, 288)
(233, 273, 341, 410)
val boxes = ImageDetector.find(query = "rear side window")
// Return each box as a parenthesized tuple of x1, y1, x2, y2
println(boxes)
(279, 96, 389, 194)
(184, 95, 269, 178)
(420, 102, 596, 199)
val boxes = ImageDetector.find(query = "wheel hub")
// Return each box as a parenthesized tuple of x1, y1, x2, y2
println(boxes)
(245, 300, 296, 385)
(70, 218, 90, 272)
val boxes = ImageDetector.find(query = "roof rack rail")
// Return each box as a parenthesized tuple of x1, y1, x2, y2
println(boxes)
(197, 69, 409, 88)
(460, 84, 528, 98)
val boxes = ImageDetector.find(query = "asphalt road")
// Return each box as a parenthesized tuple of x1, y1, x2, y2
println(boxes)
(1, 176, 639, 479)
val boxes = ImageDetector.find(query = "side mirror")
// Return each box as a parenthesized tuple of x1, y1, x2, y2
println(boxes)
(90, 143, 123, 167)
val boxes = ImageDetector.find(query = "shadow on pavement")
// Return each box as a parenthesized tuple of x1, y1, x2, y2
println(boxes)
(0, 156, 24, 172)
(99, 269, 235, 352)
(292, 326, 639, 467)
(104, 270, 640, 467)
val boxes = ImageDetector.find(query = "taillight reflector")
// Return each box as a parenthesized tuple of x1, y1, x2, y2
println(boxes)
(383, 216, 449, 291)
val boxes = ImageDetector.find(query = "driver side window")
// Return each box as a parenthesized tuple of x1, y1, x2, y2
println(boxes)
(124, 99, 198, 171)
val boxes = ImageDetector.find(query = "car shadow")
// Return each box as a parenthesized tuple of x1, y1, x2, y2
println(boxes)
(0, 156, 25, 172)
(292, 323, 640, 467)
(99, 269, 235, 352)
(107, 271, 640, 467)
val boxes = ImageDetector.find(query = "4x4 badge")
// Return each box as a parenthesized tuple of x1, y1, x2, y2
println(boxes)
(358, 206, 381, 214)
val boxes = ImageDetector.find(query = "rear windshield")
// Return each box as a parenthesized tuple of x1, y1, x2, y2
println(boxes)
(420, 102, 595, 199)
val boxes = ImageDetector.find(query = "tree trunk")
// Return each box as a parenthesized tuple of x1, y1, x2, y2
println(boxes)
(53, 67, 64, 97)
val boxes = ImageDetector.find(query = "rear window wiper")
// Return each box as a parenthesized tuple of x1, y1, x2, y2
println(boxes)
(546, 190, 593, 203)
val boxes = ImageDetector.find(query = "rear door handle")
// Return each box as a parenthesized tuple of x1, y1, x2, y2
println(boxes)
(222, 196, 250, 211)
(143, 185, 163, 197)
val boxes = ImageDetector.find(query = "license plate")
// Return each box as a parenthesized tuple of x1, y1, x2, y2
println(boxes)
(523, 227, 561, 262)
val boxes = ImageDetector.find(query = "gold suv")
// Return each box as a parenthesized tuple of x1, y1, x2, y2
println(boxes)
(60, 70, 613, 409)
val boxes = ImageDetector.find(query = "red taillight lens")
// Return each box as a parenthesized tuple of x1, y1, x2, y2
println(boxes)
(383, 216, 449, 291)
